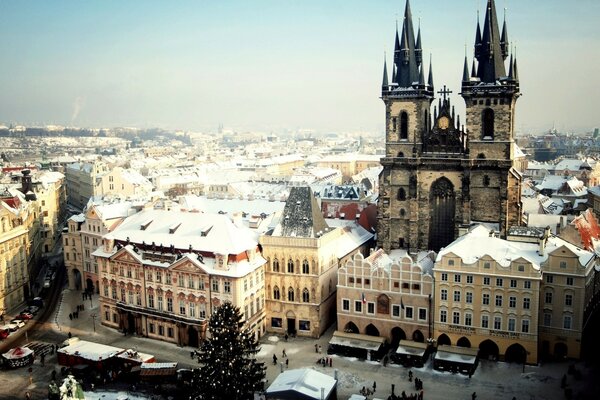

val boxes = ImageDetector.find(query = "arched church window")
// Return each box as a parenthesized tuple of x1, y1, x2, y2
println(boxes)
(273, 286, 280, 300)
(398, 152, 404, 158)
(302, 260, 309, 274)
(288, 287, 295, 302)
(392, 117, 397, 132)
(302, 288, 310, 303)
(272, 258, 279, 272)
(400, 112, 408, 140)
(483, 175, 490, 186)
(287, 259, 294, 273)
(397, 188, 406, 201)
(482, 108, 494, 139)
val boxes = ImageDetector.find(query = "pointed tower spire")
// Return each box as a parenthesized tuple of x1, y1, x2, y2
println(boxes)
(396, 0, 420, 87)
(500, 8, 509, 59)
(418, 64, 425, 86)
(415, 18, 423, 66)
(474, 10, 482, 59)
(513, 51, 519, 82)
(476, 0, 507, 82)
(462, 55, 470, 83)
(508, 52, 514, 79)
(382, 54, 389, 89)
(471, 59, 477, 78)
(427, 54, 434, 89)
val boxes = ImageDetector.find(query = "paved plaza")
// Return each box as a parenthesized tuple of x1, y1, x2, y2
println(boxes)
(0, 287, 597, 399)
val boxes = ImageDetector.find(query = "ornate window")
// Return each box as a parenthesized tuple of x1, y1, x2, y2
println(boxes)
(302, 288, 310, 302)
(302, 260, 309, 274)
(400, 112, 408, 140)
(287, 259, 294, 273)
(273, 286, 280, 300)
(272, 258, 279, 272)
(482, 108, 494, 139)
(288, 287, 295, 302)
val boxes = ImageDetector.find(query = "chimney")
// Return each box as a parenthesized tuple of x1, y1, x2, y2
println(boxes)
(21, 169, 36, 200)
(538, 226, 551, 256)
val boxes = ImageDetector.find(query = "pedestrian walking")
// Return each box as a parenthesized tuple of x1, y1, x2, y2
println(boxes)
(284, 333, 288, 342)
(315, 344, 318, 353)
(285, 358, 289, 368)
(318, 345, 322, 354)
(68, 332, 72, 338)
(51, 369, 57, 381)
(472, 392, 477, 400)
(41, 353, 45, 366)
(329, 357, 332, 367)
(68, 313, 72, 320)
(272, 354, 278, 365)
(82, 292, 85, 301)
(408, 370, 413, 382)
(282, 349, 287, 358)
(373, 381, 376, 392)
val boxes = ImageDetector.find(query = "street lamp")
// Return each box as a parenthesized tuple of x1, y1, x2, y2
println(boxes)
(91, 313, 97, 333)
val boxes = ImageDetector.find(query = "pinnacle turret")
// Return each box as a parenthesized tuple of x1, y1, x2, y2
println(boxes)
(382, 56, 389, 88)
(500, 10, 509, 59)
(428, 55, 434, 89)
(462, 56, 470, 83)
(415, 22, 423, 66)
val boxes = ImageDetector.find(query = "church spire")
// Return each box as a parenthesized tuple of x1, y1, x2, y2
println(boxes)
(513, 52, 519, 82)
(474, 10, 482, 59)
(476, 0, 507, 83)
(382, 54, 389, 89)
(415, 19, 423, 66)
(462, 55, 470, 83)
(471, 59, 477, 78)
(395, 0, 420, 87)
(500, 8, 509, 59)
(427, 54, 434, 89)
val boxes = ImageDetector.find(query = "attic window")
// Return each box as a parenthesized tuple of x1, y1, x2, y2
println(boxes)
(140, 220, 153, 231)
(168, 223, 181, 234)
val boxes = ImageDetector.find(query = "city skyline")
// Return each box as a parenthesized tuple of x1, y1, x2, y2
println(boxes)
(0, 0, 598, 133)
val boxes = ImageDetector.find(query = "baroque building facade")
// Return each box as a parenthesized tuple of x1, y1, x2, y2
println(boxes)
(377, 0, 522, 253)
(94, 209, 266, 346)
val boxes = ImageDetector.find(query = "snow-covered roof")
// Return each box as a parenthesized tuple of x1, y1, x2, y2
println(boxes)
(266, 368, 337, 400)
(437, 224, 594, 268)
(58, 339, 124, 362)
(105, 209, 260, 256)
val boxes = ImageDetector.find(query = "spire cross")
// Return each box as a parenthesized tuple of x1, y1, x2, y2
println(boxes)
(437, 85, 452, 101)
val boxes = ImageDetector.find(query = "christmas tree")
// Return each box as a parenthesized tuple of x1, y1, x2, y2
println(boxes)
(190, 302, 266, 400)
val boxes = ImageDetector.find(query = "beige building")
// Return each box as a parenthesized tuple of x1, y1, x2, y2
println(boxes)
(65, 161, 109, 210)
(260, 187, 373, 338)
(316, 154, 381, 182)
(337, 249, 434, 345)
(94, 209, 266, 346)
(96, 167, 153, 199)
(0, 187, 42, 316)
(63, 201, 144, 292)
(33, 171, 67, 255)
(434, 225, 595, 364)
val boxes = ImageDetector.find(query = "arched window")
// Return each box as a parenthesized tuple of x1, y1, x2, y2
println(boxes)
(397, 188, 406, 201)
(302, 260, 310, 274)
(400, 112, 408, 140)
(288, 287, 295, 302)
(272, 258, 279, 272)
(273, 286, 280, 300)
(302, 288, 310, 303)
(482, 108, 494, 139)
(287, 259, 294, 273)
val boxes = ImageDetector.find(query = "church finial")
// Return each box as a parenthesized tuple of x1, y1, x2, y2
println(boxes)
(415, 17, 423, 66)
(427, 53, 434, 90)
(513, 45, 519, 82)
(500, 7, 509, 59)
(382, 53, 389, 89)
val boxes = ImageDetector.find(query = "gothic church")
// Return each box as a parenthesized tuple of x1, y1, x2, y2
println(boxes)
(377, 0, 522, 252)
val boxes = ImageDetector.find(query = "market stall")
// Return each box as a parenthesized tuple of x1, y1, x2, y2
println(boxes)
(392, 340, 429, 367)
(57, 338, 125, 370)
(2, 346, 34, 368)
(327, 330, 388, 361)
(433, 345, 479, 375)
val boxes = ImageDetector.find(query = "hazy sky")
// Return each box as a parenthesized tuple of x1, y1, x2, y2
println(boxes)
(0, 0, 598, 134)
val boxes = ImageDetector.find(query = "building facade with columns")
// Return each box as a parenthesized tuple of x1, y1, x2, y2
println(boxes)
(94, 209, 266, 346)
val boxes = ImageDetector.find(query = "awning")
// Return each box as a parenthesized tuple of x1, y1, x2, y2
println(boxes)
(395, 340, 428, 357)
(329, 331, 386, 352)
(434, 345, 478, 365)
(140, 362, 178, 377)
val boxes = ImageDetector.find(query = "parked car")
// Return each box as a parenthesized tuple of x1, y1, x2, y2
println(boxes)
(24, 306, 40, 315)
(10, 319, 26, 329)
(43, 279, 51, 288)
(29, 297, 44, 308)
(16, 312, 33, 320)
(2, 322, 19, 332)
(0, 328, 9, 339)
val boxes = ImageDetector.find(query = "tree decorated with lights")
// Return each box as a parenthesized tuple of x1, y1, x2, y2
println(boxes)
(190, 302, 266, 400)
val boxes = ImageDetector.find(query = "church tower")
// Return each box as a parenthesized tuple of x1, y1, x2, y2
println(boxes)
(377, 0, 522, 253)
